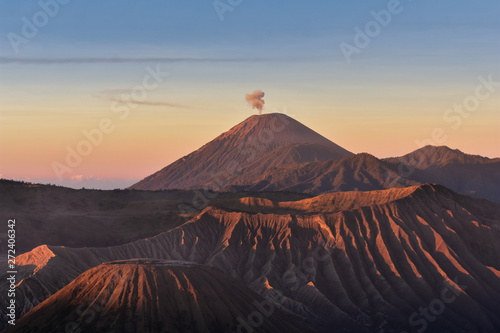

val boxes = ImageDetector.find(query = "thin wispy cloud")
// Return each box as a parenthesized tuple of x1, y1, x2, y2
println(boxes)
(98, 90, 188, 109)
(110, 97, 188, 108)
(0, 56, 309, 65)
(70, 174, 90, 182)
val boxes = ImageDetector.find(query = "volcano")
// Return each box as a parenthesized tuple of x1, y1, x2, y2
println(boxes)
(130, 113, 353, 191)
(130, 114, 500, 202)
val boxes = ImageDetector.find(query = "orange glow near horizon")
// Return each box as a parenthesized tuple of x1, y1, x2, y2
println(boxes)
(1, 93, 499, 183)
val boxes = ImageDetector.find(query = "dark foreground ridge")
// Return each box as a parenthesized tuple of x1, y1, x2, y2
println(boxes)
(4, 259, 314, 333)
(2, 184, 500, 332)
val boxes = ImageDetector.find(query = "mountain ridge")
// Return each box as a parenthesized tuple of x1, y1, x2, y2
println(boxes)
(3, 184, 500, 332)
(129, 113, 499, 202)
(385, 145, 500, 169)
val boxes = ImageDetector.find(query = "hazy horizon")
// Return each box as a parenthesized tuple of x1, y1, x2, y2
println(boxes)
(2, 111, 498, 190)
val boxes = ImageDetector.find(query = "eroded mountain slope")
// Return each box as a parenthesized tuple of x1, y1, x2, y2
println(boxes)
(4, 260, 315, 333)
(2, 184, 500, 332)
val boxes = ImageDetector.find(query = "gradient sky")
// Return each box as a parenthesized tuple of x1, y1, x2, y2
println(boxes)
(0, 0, 499, 189)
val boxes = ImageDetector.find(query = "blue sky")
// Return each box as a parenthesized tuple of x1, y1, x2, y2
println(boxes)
(0, 0, 499, 189)
(0, 1, 497, 60)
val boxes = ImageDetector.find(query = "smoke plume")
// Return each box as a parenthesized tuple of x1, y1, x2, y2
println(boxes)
(245, 90, 265, 114)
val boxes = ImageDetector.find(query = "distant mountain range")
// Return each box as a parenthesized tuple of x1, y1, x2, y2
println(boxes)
(131, 113, 500, 202)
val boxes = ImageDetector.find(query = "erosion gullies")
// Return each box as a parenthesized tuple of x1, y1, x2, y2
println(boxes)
(3, 184, 500, 332)
(4, 260, 314, 333)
